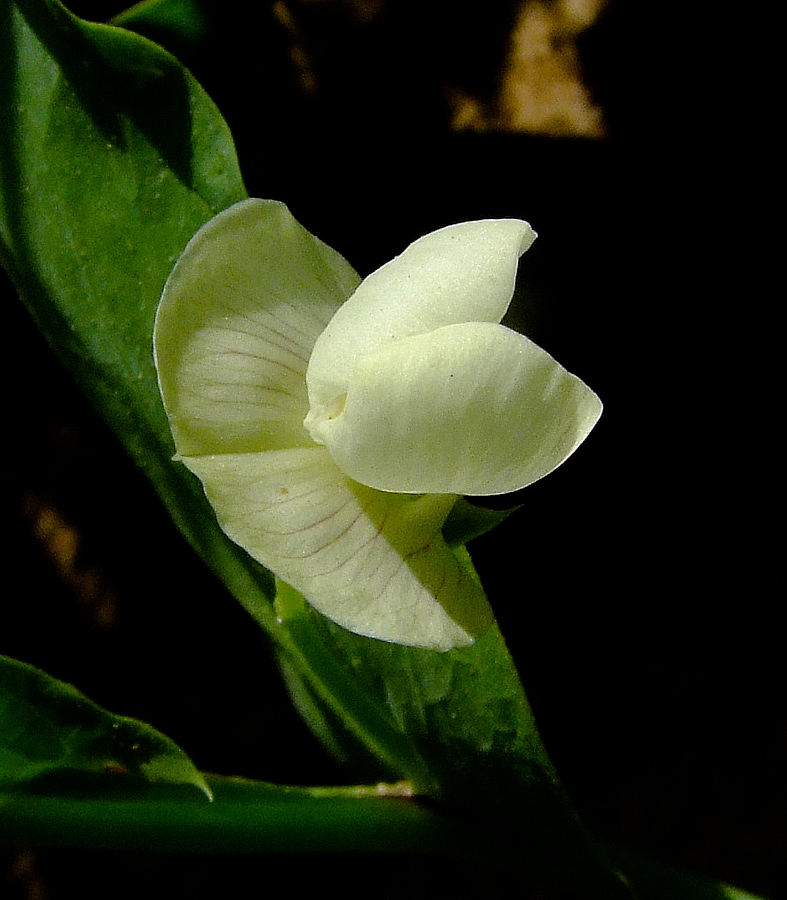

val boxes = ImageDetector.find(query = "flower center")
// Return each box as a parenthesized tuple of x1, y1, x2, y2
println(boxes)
(303, 395, 346, 446)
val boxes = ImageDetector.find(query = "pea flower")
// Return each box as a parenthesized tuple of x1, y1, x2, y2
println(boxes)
(154, 199, 601, 651)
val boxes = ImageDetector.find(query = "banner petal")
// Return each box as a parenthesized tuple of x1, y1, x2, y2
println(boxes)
(155, 199, 360, 456)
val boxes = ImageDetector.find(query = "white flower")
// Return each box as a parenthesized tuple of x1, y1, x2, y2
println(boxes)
(154, 199, 601, 651)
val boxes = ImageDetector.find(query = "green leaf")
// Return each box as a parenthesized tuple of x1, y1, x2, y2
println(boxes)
(0, 659, 766, 897)
(1, 0, 242, 491)
(0, 0, 281, 616)
(112, 0, 209, 43)
(442, 496, 520, 547)
(275, 585, 641, 898)
(0, 656, 211, 798)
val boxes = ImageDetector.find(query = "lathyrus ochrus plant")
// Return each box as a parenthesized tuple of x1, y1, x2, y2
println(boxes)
(153, 199, 602, 651)
(3, 3, 769, 895)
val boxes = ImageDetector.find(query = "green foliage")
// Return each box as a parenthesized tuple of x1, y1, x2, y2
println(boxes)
(0, 656, 211, 797)
(112, 0, 208, 42)
(0, 660, 768, 899)
(0, 0, 252, 599)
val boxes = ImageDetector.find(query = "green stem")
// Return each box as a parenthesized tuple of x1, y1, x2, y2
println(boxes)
(272, 582, 437, 792)
(0, 778, 768, 900)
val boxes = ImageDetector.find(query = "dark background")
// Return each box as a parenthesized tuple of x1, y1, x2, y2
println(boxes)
(2, 1, 781, 897)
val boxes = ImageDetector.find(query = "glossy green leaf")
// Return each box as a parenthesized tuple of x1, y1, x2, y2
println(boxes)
(442, 497, 520, 547)
(0, 0, 243, 513)
(0, 656, 211, 798)
(112, 0, 208, 43)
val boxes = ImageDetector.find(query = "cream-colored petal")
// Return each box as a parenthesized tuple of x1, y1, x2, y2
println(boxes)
(311, 322, 602, 496)
(155, 199, 361, 456)
(306, 219, 536, 419)
(181, 447, 492, 650)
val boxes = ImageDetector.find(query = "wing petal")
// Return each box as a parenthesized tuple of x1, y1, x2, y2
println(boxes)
(182, 447, 492, 650)
(306, 219, 536, 418)
(312, 322, 602, 495)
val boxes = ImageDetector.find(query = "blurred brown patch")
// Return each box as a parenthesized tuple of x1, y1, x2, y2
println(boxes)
(273, 0, 606, 137)
(451, 0, 607, 135)
(20, 493, 119, 630)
